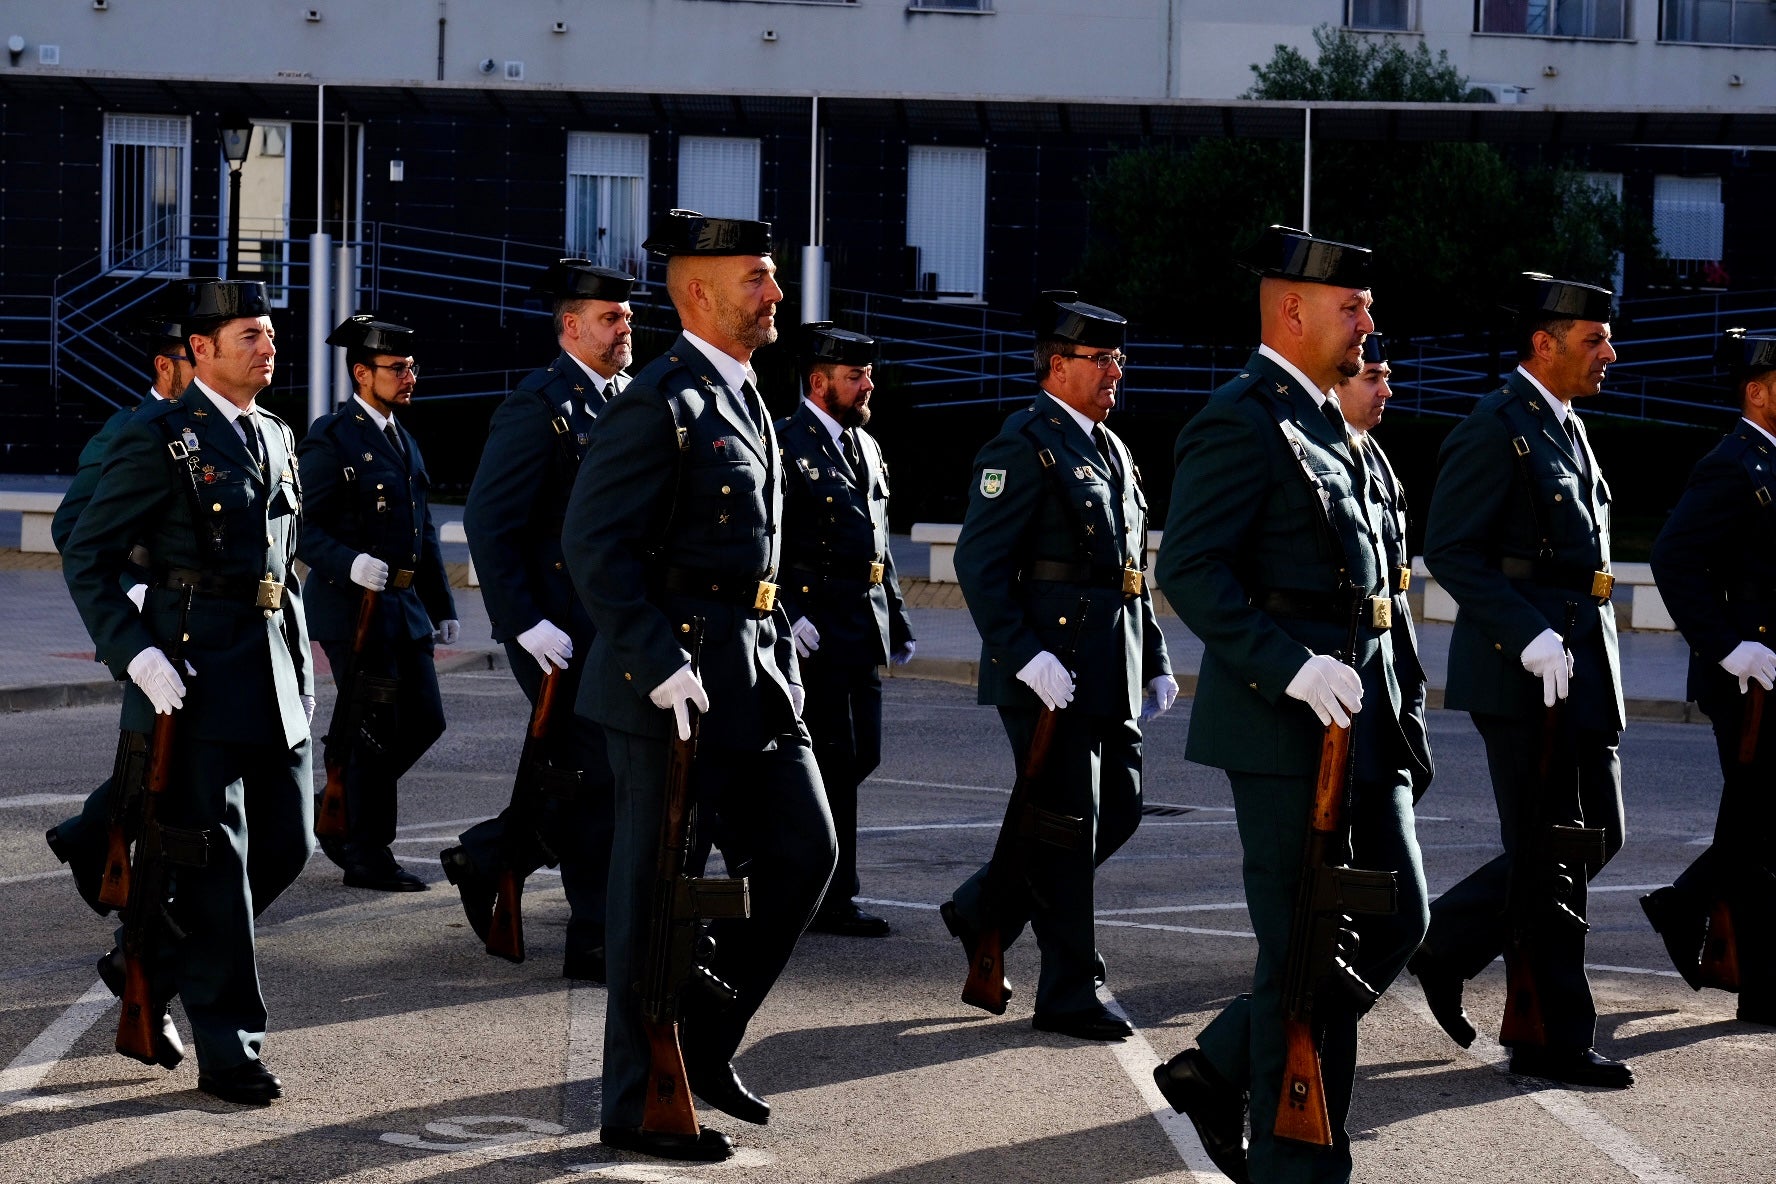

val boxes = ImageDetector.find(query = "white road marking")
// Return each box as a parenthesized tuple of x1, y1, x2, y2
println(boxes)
(0, 980, 114, 1110)
(567, 1147, 775, 1178)
(867, 776, 1237, 813)
(1098, 919, 1256, 939)
(1096, 903, 1250, 916)
(0, 794, 87, 809)
(1098, 989, 1234, 1182)
(1587, 963, 1686, 979)
(380, 1114, 567, 1152)
(0, 869, 69, 887)
(1398, 994, 1695, 1184)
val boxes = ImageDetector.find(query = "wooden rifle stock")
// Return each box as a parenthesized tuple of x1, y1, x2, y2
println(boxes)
(1698, 682, 1763, 991)
(485, 666, 567, 963)
(116, 707, 179, 1061)
(99, 826, 132, 911)
(98, 730, 153, 911)
(316, 588, 379, 839)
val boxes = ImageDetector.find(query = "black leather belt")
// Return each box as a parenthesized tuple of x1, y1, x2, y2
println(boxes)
(1254, 588, 1392, 630)
(660, 566, 779, 614)
(157, 566, 285, 610)
(788, 558, 885, 586)
(1025, 560, 1146, 596)
(1496, 557, 1615, 602)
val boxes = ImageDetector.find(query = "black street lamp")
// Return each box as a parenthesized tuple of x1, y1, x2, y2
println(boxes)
(219, 117, 253, 278)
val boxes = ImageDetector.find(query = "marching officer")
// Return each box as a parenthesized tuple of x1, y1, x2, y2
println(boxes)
(942, 291, 1175, 1040)
(1410, 273, 1632, 1087)
(440, 260, 630, 980)
(1333, 335, 1434, 802)
(562, 210, 837, 1162)
(1643, 329, 1776, 1026)
(1154, 229, 1429, 1184)
(777, 322, 915, 938)
(47, 285, 197, 913)
(61, 279, 313, 1105)
(298, 315, 457, 892)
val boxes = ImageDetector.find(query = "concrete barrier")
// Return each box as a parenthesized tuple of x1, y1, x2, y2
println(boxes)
(914, 522, 1164, 586)
(439, 521, 478, 586)
(0, 492, 65, 554)
(1411, 557, 1672, 631)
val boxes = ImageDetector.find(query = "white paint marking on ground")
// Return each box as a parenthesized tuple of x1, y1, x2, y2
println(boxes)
(1097, 919, 1257, 939)
(1587, 884, 1667, 894)
(0, 869, 69, 888)
(1398, 995, 1695, 1184)
(867, 777, 1238, 814)
(0, 980, 114, 1110)
(565, 983, 604, 1130)
(0, 794, 87, 809)
(1096, 903, 1250, 917)
(858, 822, 1001, 833)
(394, 815, 496, 834)
(1098, 989, 1233, 1183)
(567, 1147, 775, 1179)
(1586, 963, 1686, 980)
(389, 853, 560, 876)
(855, 897, 940, 912)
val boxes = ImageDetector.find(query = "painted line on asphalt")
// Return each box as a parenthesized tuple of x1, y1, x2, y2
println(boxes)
(1398, 994, 1695, 1184)
(1587, 963, 1686, 979)
(1098, 919, 1257, 939)
(0, 869, 69, 888)
(1096, 903, 1249, 916)
(1098, 988, 1234, 1183)
(0, 980, 114, 1110)
(868, 777, 1238, 813)
(390, 853, 560, 876)
(0, 793, 87, 809)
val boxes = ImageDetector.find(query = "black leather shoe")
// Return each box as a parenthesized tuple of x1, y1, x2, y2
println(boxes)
(563, 946, 606, 983)
(809, 903, 891, 938)
(96, 949, 183, 1070)
(198, 1059, 283, 1105)
(1409, 948, 1476, 1049)
(343, 852, 428, 892)
(600, 1125, 734, 1162)
(1639, 887, 1706, 991)
(46, 825, 110, 917)
(939, 900, 1013, 1002)
(1509, 1045, 1634, 1089)
(1737, 999, 1776, 1027)
(1153, 1048, 1250, 1184)
(439, 846, 494, 941)
(685, 1059, 770, 1125)
(1032, 1006, 1134, 1042)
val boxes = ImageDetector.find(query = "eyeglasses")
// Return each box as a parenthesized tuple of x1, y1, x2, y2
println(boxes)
(160, 353, 191, 364)
(370, 362, 421, 379)
(1059, 351, 1129, 371)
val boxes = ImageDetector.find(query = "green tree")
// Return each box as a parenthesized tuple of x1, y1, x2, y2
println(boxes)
(1077, 27, 1655, 341)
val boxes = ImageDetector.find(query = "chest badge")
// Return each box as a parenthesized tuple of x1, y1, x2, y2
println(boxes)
(180, 427, 200, 451)
(980, 468, 1006, 499)
(201, 464, 218, 484)
(363, 451, 375, 463)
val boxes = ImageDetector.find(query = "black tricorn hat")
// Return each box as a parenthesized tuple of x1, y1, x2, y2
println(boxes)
(531, 258, 635, 303)
(1717, 327, 1776, 376)
(136, 280, 200, 351)
(184, 279, 273, 322)
(643, 209, 772, 257)
(799, 321, 876, 367)
(1030, 290, 1127, 349)
(1360, 334, 1389, 366)
(1241, 226, 1373, 288)
(326, 314, 417, 354)
(1513, 272, 1614, 324)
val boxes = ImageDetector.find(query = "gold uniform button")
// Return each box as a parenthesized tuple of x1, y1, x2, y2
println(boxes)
(1249, 681, 1258, 690)
(553, 561, 564, 570)
(721, 485, 731, 495)
(212, 502, 222, 512)
(1494, 643, 1503, 651)
(1058, 616, 1068, 625)
(1085, 499, 1093, 508)
(377, 483, 385, 490)
(1761, 626, 1769, 635)
(1553, 493, 1563, 503)
(825, 496, 834, 504)
(801, 585, 811, 593)
(680, 623, 690, 633)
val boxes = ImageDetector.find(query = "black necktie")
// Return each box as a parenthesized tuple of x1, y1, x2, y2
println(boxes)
(1564, 415, 1588, 479)
(240, 411, 264, 466)
(742, 379, 767, 438)
(841, 428, 863, 475)
(384, 422, 406, 461)
(1092, 425, 1122, 484)
(1322, 400, 1367, 488)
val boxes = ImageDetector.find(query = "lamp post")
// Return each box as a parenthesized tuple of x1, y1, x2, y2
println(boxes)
(219, 118, 253, 278)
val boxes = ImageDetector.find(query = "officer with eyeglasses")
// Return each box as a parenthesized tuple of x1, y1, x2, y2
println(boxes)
(942, 290, 1175, 1043)
(298, 314, 458, 892)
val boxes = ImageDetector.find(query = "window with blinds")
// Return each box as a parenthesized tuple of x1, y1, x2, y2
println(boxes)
(906, 145, 986, 301)
(1653, 175, 1724, 262)
(102, 114, 191, 276)
(566, 132, 649, 273)
(678, 137, 760, 221)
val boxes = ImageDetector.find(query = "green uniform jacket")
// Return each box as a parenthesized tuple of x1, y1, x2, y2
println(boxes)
(1367, 433, 1435, 799)
(1425, 371, 1623, 730)
(51, 395, 154, 554)
(956, 390, 1169, 720)
(1157, 351, 1413, 779)
(61, 384, 312, 748)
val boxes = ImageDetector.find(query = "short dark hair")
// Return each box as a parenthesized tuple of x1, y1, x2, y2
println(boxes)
(346, 347, 378, 390)
(183, 316, 229, 364)
(1516, 317, 1575, 363)
(552, 296, 591, 338)
(800, 360, 839, 397)
(1033, 338, 1066, 381)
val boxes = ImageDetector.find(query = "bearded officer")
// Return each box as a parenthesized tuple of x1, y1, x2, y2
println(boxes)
(776, 322, 914, 938)
(1410, 273, 1631, 1088)
(562, 210, 837, 1162)
(941, 291, 1175, 1041)
(440, 260, 631, 980)
(298, 315, 456, 892)
(1154, 228, 1430, 1184)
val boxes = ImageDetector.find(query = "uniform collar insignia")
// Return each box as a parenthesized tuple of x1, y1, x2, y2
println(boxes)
(573, 384, 585, 393)
(1274, 383, 1289, 397)
(190, 408, 208, 418)
(1528, 399, 1542, 411)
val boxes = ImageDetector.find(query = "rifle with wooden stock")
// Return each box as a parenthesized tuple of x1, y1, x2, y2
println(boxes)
(1275, 596, 1399, 1148)
(114, 586, 211, 1064)
(960, 598, 1093, 1016)
(1499, 603, 1607, 1048)
(484, 664, 583, 963)
(637, 617, 751, 1138)
(95, 729, 152, 911)
(1697, 680, 1769, 990)
(315, 587, 396, 839)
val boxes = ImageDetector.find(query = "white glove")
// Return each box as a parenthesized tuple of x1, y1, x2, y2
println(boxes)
(649, 661, 710, 742)
(516, 619, 573, 672)
(1286, 654, 1363, 728)
(789, 683, 805, 718)
(892, 640, 916, 667)
(1017, 651, 1075, 712)
(127, 647, 188, 715)
(126, 583, 149, 611)
(302, 694, 316, 725)
(1720, 641, 1776, 694)
(1519, 628, 1574, 707)
(350, 553, 389, 591)
(1143, 673, 1180, 720)
(433, 619, 460, 646)
(791, 616, 821, 658)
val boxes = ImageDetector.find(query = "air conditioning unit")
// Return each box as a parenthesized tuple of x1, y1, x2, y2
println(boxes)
(1467, 82, 1531, 104)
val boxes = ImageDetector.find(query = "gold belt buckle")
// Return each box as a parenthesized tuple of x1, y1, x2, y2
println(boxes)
(1121, 566, 1145, 596)
(255, 576, 285, 611)
(868, 561, 885, 585)
(1368, 595, 1392, 629)
(753, 580, 779, 613)
(1590, 570, 1615, 600)
(389, 568, 416, 590)
(1394, 564, 1412, 593)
